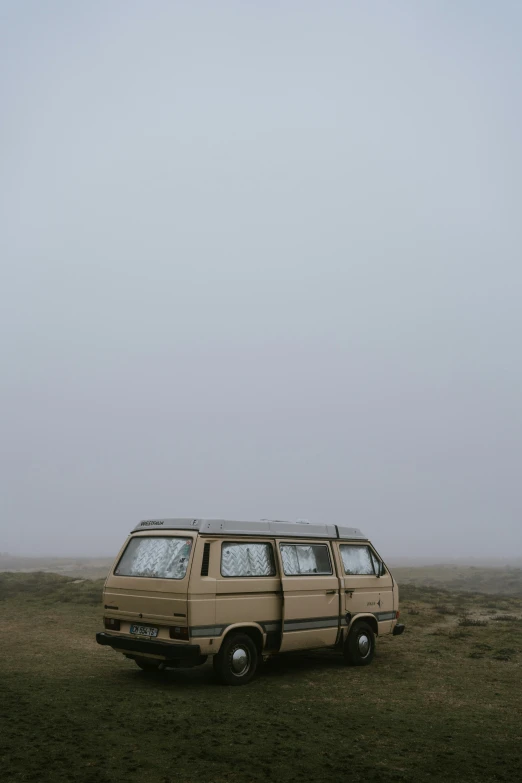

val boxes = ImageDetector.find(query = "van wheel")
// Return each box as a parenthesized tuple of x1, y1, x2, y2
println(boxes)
(344, 621, 375, 666)
(134, 657, 162, 672)
(213, 633, 258, 685)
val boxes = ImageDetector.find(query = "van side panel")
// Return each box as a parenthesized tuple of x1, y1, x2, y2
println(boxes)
(276, 539, 340, 652)
(332, 540, 395, 635)
(210, 538, 282, 652)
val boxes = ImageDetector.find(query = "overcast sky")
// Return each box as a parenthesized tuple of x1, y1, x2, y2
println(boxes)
(1, 1, 521, 560)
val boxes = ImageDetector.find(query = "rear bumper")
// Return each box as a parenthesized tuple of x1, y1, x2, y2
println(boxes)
(96, 632, 201, 662)
(393, 623, 406, 636)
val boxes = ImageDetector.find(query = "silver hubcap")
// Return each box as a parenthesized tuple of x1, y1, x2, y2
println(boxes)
(358, 633, 371, 658)
(231, 646, 250, 676)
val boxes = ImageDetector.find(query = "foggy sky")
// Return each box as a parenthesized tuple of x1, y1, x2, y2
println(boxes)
(1, 1, 521, 560)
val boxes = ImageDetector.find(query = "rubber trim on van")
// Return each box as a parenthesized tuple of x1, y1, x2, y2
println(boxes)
(283, 616, 339, 632)
(190, 614, 394, 639)
(342, 611, 397, 627)
(190, 620, 283, 638)
(373, 611, 396, 621)
(190, 625, 226, 638)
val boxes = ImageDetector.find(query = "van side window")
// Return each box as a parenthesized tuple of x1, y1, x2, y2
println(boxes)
(340, 545, 379, 575)
(280, 544, 332, 576)
(221, 542, 276, 577)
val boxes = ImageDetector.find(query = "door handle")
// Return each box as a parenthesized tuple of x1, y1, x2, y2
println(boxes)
(345, 590, 354, 596)
(326, 590, 336, 594)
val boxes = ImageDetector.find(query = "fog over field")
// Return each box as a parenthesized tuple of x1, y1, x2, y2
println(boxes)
(1, 2, 522, 561)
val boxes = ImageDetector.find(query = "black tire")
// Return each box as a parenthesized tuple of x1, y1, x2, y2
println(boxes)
(134, 657, 162, 672)
(213, 632, 258, 686)
(343, 621, 376, 666)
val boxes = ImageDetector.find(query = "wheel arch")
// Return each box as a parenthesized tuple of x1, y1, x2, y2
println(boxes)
(216, 623, 264, 654)
(347, 613, 378, 637)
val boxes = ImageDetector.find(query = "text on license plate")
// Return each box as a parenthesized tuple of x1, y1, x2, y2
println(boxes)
(130, 624, 159, 638)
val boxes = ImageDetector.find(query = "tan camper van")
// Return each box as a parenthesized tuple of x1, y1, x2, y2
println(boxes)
(96, 519, 405, 685)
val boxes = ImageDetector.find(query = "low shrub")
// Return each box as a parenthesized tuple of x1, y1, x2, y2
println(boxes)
(458, 616, 488, 627)
(0, 572, 103, 605)
(449, 630, 471, 639)
(493, 648, 517, 661)
(434, 604, 457, 615)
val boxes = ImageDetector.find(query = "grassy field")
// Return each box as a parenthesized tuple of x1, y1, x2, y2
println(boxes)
(392, 565, 522, 596)
(0, 555, 113, 580)
(1, 572, 521, 783)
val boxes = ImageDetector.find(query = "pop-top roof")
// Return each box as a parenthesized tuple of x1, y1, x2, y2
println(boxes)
(131, 518, 367, 540)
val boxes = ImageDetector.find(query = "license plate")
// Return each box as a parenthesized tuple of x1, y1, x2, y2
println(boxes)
(130, 624, 159, 638)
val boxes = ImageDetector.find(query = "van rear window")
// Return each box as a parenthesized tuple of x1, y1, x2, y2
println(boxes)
(114, 537, 192, 579)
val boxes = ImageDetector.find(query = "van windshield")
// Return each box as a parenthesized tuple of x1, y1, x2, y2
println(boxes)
(114, 537, 192, 579)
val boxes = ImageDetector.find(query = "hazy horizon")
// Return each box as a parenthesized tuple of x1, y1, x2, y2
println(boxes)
(2, 550, 522, 568)
(2, 2, 522, 560)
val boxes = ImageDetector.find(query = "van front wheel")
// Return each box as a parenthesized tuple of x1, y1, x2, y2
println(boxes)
(213, 633, 258, 685)
(344, 621, 375, 666)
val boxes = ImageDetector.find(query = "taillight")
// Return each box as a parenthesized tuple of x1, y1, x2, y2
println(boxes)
(169, 626, 189, 640)
(104, 618, 121, 631)
(395, 611, 400, 619)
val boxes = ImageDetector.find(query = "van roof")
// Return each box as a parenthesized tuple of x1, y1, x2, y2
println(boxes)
(131, 518, 367, 540)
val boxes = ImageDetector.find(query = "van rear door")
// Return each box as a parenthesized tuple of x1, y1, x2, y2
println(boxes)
(103, 533, 195, 623)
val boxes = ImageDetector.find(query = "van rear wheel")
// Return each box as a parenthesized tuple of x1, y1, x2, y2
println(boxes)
(213, 633, 258, 685)
(344, 621, 375, 666)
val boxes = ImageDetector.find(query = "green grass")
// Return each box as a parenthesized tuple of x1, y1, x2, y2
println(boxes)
(0, 571, 104, 604)
(1, 574, 521, 783)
